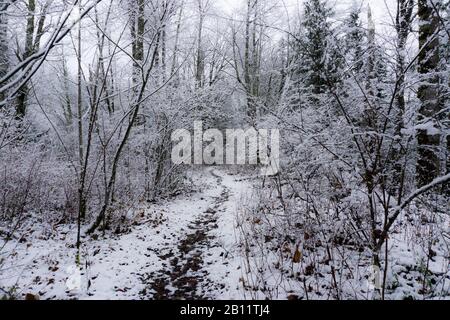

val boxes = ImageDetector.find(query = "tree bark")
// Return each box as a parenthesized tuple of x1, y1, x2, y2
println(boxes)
(16, 0, 49, 118)
(195, 0, 206, 88)
(395, 0, 414, 133)
(170, 0, 184, 83)
(0, 3, 10, 102)
(417, 0, 441, 187)
(76, 0, 85, 249)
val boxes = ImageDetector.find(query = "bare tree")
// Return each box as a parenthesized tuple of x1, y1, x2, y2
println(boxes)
(88, 0, 174, 233)
(15, 0, 51, 118)
(0, 0, 103, 107)
(0, 1, 16, 102)
(195, 0, 210, 88)
(231, 0, 264, 124)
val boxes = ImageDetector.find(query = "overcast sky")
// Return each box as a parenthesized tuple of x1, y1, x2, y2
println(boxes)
(215, 0, 396, 27)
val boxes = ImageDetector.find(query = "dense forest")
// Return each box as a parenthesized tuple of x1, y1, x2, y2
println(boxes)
(0, 0, 449, 300)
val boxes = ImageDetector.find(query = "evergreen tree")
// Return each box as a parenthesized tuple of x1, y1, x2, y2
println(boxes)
(298, 0, 334, 95)
(343, 3, 364, 74)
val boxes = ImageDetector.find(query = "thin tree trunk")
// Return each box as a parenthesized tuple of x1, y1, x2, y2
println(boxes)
(88, 36, 161, 233)
(195, 0, 205, 88)
(61, 48, 73, 124)
(170, 0, 184, 81)
(244, 0, 253, 119)
(76, 0, 85, 250)
(0, 3, 10, 102)
(395, 0, 414, 134)
(161, 26, 166, 83)
(88, 0, 167, 233)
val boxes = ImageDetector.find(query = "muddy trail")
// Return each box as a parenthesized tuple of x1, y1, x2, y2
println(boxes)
(139, 170, 234, 299)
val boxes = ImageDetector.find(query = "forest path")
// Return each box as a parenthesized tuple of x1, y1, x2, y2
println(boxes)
(138, 167, 250, 300)
(0, 168, 251, 300)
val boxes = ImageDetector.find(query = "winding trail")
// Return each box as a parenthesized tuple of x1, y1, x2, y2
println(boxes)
(0, 168, 251, 300)
(138, 168, 249, 300)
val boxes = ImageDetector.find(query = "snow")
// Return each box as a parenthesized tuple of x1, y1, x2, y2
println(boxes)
(202, 171, 252, 299)
(0, 167, 252, 300)
(1, 167, 449, 300)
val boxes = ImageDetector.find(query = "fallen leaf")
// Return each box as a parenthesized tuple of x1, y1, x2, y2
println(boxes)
(293, 247, 302, 263)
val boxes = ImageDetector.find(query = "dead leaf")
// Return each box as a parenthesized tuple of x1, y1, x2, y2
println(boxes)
(293, 247, 302, 263)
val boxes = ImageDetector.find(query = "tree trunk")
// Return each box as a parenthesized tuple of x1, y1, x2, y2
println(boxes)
(244, 0, 254, 120)
(417, 0, 441, 187)
(15, 0, 48, 119)
(161, 25, 166, 83)
(391, 0, 414, 194)
(0, 4, 9, 102)
(170, 0, 184, 82)
(88, 0, 151, 234)
(131, 0, 145, 88)
(395, 0, 414, 134)
(195, 0, 205, 88)
(76, 0, 85, 250)
(15, 0, 36, 118)
(61, 49, 73, 125)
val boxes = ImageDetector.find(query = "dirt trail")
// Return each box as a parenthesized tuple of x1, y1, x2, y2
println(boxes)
(139, 168, 244, 300)
(0, 168, 251, 300)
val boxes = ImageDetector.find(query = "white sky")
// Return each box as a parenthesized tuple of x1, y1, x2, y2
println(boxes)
(215, 0, 396, 26)
(62, 0, 398, 76)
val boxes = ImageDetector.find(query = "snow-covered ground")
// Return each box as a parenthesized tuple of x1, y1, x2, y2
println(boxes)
(0, 168, 252, 300)
(234, 185, 450, 300)
(1, 167, 448, 300)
